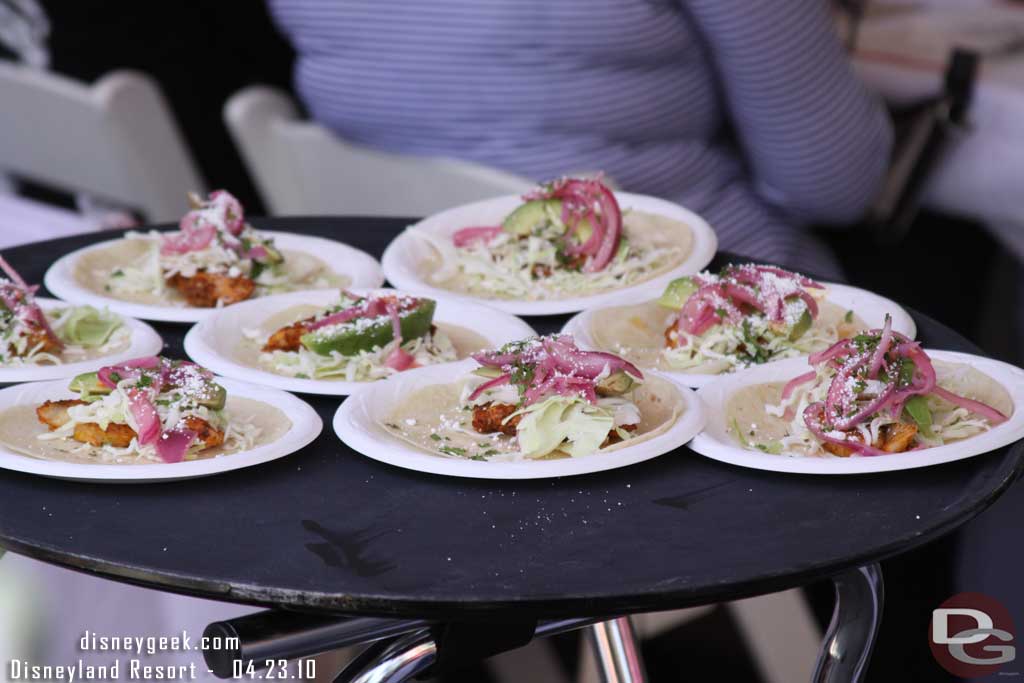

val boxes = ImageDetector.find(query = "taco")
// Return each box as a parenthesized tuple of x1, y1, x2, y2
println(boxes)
(245, 290, 488, 381)
(589, 264, 866, 375)
(381, 334, 684, 462)
(411, 176, 692, 301)
(725, 316, 1011, 457)
(0, 255, 127, 366)
(3, 356, 289, 465)
(74, 190, 342, 308)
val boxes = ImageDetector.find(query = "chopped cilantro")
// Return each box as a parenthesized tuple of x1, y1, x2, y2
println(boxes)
(430, 433, 443, 441)
(439, 446, 466, 456)
(469, 455, 487, 461)
(295, 373, 310, 379)
(111, 269, 124, 278)
(844, 310, 854, 323)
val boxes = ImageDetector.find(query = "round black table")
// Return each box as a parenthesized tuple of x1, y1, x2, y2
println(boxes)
(0, 218, 1021, 682)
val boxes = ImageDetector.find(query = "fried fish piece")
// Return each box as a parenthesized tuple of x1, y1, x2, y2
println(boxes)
(472, 401, 639, 447)
(167, 271, 255, 307)
(36, 399, 84, 429)
(263, 319, 313, 353)
(36, 400, 224, 450)
(664, 322, 683, 349)
(472, 402, 521, 436)
(602, 422, 638, 447)
(181, 415, 225, 449)
(878, 421, 918, 453)
(19, 328, 62, 357)
(38, 400, 139, 447)
(72, 421, 138, 448)
(822, 421, 919, 457)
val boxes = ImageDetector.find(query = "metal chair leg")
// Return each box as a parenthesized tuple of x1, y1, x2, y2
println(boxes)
(811, 563, 884, 683)
(334, 618, 604, 683)
(334, 629, 437, 683)
(588, 617, 648, 683)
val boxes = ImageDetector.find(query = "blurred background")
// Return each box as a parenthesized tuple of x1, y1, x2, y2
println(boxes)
(1, 0, 1022, 681)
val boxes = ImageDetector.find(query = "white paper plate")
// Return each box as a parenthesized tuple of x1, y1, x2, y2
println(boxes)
(690, 351, 1024, 475)
(184, 288, 538, 396)
(381, 192, 717, 316)
(562, 282, 917, 388)
(334, 358, 707, 479)
(0, 298, 163, 384)
(0, 377, 322, 482)
(44, 231, 385, 323)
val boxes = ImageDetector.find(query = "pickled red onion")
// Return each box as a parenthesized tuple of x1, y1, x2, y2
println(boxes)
(453, 226, 503, 247)
(468, 373, 511, 401)
(931, 386, 1008, 425)
(155, 428, 197, 463)
(126, 389, 160, 446)
(781, 371, 816, 400)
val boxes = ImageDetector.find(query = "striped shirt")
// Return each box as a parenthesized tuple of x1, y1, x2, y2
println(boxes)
(269, 0, 893, 279)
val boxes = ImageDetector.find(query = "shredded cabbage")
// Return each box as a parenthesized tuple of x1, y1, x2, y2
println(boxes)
(748, 365, 996, 457)
(103, 230, 331, 302)
(664, 307, 834, 372)
(0, 306, 127, 366)
(37, 374, 256, 463)
(51, 306, 121, 347)
(513, 396, 614, 458)
(257, 330, 458, 382)
(420, 211, 681, 300)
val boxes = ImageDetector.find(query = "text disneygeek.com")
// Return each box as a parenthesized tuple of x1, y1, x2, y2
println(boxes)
(3, 629, 313, 680)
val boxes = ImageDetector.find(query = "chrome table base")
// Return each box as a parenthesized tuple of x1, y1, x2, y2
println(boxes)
(811, 563, 885, 683)
(208, 564, 884, 683)
(588, 617, 648, 683)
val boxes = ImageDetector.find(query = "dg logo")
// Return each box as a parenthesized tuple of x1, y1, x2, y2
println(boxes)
(930, 592, 1016, 678)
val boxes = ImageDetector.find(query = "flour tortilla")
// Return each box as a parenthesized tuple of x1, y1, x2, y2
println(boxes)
(234, 304, 490, 373)
(0, 397, 291, 465)
(424, 210, 693, 300)
(381, 373, 684, 461)
(589, 299, 864, 375)
(724, 360, 1014, 453)
(73, 237, 347, 307)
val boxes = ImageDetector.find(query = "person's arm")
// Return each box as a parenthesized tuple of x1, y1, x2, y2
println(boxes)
(684, 0, 893, 224)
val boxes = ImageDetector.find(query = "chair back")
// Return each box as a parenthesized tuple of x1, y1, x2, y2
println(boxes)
(224, 86, 533, 216)
(0, 62, 204, 222)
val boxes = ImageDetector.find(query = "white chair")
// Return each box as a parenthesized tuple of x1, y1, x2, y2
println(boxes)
(0, 62, 205, 223)
(223, 85, 533, 217)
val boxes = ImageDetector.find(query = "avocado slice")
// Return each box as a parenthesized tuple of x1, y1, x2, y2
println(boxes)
(596, 371, 636, 396)
(657, 277, 698, 310)
(472, 366, 504, 379)
(503, 200, 561, 236)
(788, 309, 813, 341)
(260, 244, 284, 265)
(68, 371, 227, 410)
(69, 371, 112, 401)
(301, 299, 436, 357)
(200, 383, 227, 411)
(569, 216, 594, 245)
